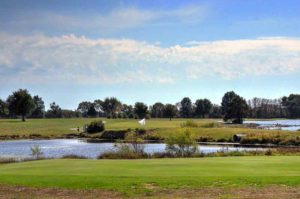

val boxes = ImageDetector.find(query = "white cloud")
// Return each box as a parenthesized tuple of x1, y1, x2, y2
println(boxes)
(1, 32, 300, 86)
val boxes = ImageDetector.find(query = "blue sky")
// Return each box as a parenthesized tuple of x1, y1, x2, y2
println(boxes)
(0, 0, 300, 109)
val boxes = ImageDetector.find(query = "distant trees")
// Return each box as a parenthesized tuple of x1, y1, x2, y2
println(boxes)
(210, 104, 222, 118)
(45, 102, 62, 118)
(102, 97, 122, 118)
(134, 102, 148, 119)
(194, 99, 212, 118)
(77, 101, 92, 117)
(0, 99, 9, 118)
(30, 95, 45, 118)
(94, 99, 104, 116)
(164, 104, 178, 120)
(150, 102, 165, 118)
(221, 91, 248, 124)
(61, 109, 80, 118)
(248, 98, 287, 118)
(77, 101, 98, 118)
(7, 89, 35, 121)
(180, 97, 193, 118)
(282, 94, 300, 118)
(2, 88, 300, 120)
(122, 104, 134, 118)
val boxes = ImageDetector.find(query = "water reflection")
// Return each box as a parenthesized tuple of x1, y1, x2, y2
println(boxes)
(0, 139, 263, 159)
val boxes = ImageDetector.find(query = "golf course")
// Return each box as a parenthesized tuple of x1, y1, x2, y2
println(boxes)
(0, 118, 299, 198)
(0, 156, 300, 198)
(1, 118, 299, 144)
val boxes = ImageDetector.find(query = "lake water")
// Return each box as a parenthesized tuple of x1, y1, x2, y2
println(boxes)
(0, 139, 263, 159)
(244, 119, 300, 131)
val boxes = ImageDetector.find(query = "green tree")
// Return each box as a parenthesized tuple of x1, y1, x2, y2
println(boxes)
(102, 97, 122, 118)
(180, 97, 193, 118)
(134, 102, 148, 119)
(122, 104, 134, 118)
(164, 104, 178, 121)
(30, 95, 45, 118)
(77, 101, 93, 117)
(45, 102, 62, 118)
(7, 89, 35, 122)
(87, 106, 97, 117)
(150, 102, 165, 118)
(209, 104, 222, 118)
(221, 91, 248, 124)
(94, 99, 104, 116)
(194, 98, 212, 118)
(282, 94, 300, 118)
(0, 99, 9, 118)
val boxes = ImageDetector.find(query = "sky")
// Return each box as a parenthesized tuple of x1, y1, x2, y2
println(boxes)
(0, 0, 300, 109)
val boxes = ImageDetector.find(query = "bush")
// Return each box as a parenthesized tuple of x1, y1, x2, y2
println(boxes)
(100, 130, 128, 139)
(61, 154, 88, 159)
(30, 145, 43, 159)
(166, 129, 198, 157)
(86, 120, 105, 133)
(135, 128, 146, 135)
(180, 120, 198, 128)
(200, 122, 218, 128)
(98, 131, 147, 159)
(98, 144, 149, 159)
(0, 157, 18, 164)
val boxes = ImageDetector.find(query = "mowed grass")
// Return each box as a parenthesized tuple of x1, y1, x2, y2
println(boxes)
(0, 156, 299, 195)
(0, 118, 219, 136)
(0, 118, 298, 140)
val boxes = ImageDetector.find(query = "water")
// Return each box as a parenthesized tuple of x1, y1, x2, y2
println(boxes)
(0, 139, 263, 159)
(244, 119, 300, 131)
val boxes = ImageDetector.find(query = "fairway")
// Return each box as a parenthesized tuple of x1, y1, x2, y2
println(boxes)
(0, 156, 299, 196)
(0, 118, 217, 136)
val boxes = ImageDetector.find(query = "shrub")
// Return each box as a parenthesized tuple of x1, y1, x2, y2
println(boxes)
(0, 157, 18, 164)
(86, 120, 105, 133)
(125, 131, 145, 154)
(166, 129, 198, 157)
(200, 122, 218, 128)
(61, 154, 88, 159)
(180, 120, 198, 128)
(264, 149, 273, 156)
(98, 144, 149, 159)
(135, 128, 146, 135)
(98, 131, 147, 159)
(30, 145, 43, 159)
(99, 130, 128, 139)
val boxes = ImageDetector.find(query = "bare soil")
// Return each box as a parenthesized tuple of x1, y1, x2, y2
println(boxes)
(0, 185, 299, 199)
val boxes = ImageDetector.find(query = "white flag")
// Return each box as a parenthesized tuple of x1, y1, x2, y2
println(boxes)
(138, 118, 146, 126)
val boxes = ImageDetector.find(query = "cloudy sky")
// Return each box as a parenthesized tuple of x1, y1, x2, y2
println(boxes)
(1, 0, 300, 109)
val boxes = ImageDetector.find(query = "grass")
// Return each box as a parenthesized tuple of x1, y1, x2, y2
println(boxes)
(0, 118, 299, 143)
(0, 156, 299, 196)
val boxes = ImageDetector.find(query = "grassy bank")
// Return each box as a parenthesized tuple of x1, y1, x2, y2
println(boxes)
(1, 118, 299, 145)
(0, 156, 299, 196)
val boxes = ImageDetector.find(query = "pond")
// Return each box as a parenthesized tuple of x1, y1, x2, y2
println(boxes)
(0, 139, 264, 159)
(244, 119, 300, 131)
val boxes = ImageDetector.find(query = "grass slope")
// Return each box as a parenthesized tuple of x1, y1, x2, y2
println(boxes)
(0, 156, 299, 195)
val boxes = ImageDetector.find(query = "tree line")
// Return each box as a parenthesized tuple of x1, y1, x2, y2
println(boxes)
(0, 89, 299, 123)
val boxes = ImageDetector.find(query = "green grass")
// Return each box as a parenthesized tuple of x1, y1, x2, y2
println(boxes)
(0, 118, 299, 142)
(0, 156, 299, 195)
(0, 118, 219, 136)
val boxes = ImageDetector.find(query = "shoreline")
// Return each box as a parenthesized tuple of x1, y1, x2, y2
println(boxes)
(1, 136, 300, 148)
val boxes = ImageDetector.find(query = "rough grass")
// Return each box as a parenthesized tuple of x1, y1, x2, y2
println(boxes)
(0, 156, 299, 196)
